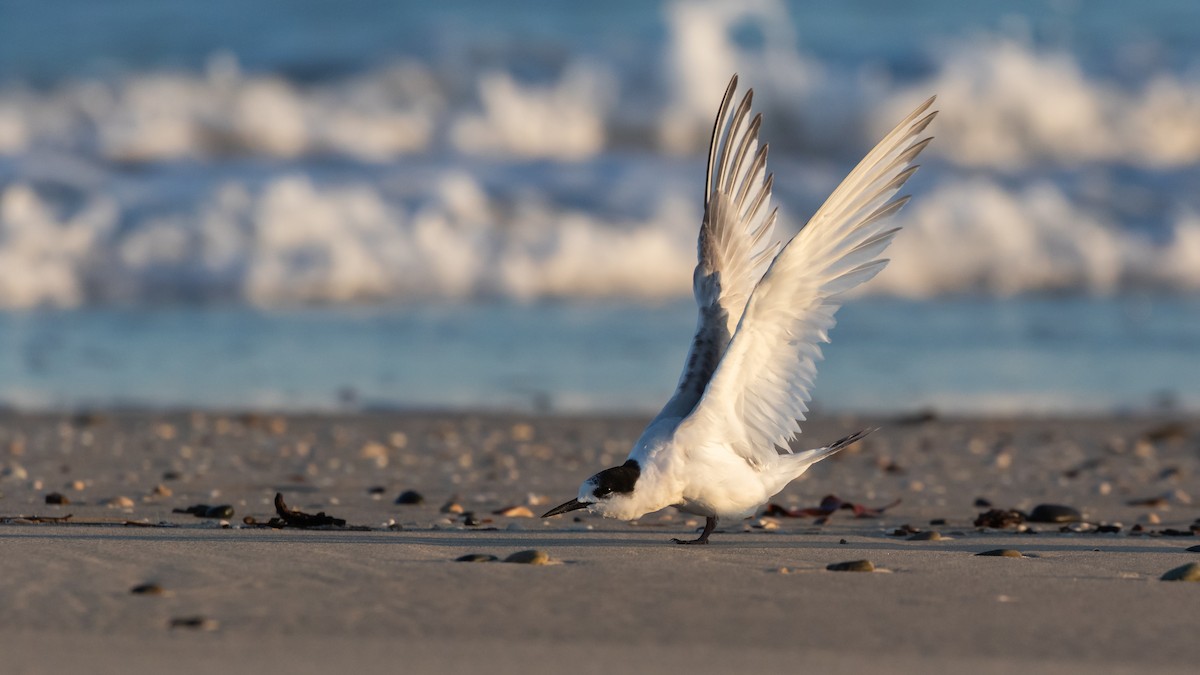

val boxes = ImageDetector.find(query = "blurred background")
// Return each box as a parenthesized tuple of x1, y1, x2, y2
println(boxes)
(0, 0, 1197, 414)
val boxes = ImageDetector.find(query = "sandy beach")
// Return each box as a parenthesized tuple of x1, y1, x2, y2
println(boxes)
(0, 411, 1196, 674)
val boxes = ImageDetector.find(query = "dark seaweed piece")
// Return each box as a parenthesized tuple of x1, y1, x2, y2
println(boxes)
(1062, 457, 1104, 478)
(893, 409, 937, 425)
(974, 509, 1026, 529)
(0, 513, 73, 524)
(273, 493, 346, 528)
(172, 504, 235, 519)
(763, 495, 901, 525)
(1126, 496, 1170, 508)
(1140, 422, 1188, 443)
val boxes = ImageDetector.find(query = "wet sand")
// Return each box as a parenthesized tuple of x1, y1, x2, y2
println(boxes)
(1, 411, 1197, 674)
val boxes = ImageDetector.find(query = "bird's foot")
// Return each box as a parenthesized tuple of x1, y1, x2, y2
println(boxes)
(671, 516, 717, 545)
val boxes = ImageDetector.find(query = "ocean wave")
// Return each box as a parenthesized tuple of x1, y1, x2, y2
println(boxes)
(1, 2, 1199, 166)
(0, 55, 441, 162)
(882, 39, 1200, 169)
(879, 178, 1200, 297)
(2, 0, 1200, 307)
(0, 173, 700, 308)
(3, 169, 1199, 308)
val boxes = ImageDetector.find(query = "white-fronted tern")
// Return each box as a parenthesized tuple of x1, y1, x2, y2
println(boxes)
(544, 75, 936, 544)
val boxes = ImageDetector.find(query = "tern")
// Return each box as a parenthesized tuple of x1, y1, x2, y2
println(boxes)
(543, 75, 936, 544)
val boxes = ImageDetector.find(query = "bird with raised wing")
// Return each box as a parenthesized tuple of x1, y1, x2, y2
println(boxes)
(543, 76, 936, 544)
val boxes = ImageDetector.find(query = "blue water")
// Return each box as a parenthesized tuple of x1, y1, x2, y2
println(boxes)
(4, 1, 1198, 84)
(2, 298, 1196, 413)
(1, 1, 1199, 412)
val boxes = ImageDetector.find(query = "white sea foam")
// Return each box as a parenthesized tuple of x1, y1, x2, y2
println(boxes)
(0, 55, 440, 162)
(2, 1, 1200, 307)
(4, 166, 1200, 308)
(0, 183, 116, 307)
(880, 38, 1200, 169)
(877, 178, 1200, 297)
(450, 63, 616, 159)
(0, 172, 701, 308)
(1, 5, 1199, 168)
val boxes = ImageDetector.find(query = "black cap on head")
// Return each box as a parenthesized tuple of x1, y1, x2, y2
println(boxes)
(590, 459, 640, 499)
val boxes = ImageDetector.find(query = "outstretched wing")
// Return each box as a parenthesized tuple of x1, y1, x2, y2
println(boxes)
(654, 74, 781, 422)
(675, 96, 938, 465)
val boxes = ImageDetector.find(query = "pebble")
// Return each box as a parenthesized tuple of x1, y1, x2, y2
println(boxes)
(130, 583, 166, 596)
(150, 484, 173, 498)
(105, 496, 135, 509)
(908, 531, 944, 541)
(395, 490, 424, 505)
(170, 616, 219, 631)
(440, 499, 464, 514)
(510, 423, 535, 442)
(826, 559, 874, 572)
(976, 549, 1023, 557)
(1, 464, 28, 481)
(1187, 545, 1200, 553)
(359, 441, 389, 465)
(44, 492, 70, 505)
(973, 497, 992, 508)
(1028, 504, 1082, 523)
(456, 553, 499, 563)
(67, 480, 86, 491)
(494, 505, 534, 518)
(504, 550, 551, 565)
(1160, 562, 1200, 582)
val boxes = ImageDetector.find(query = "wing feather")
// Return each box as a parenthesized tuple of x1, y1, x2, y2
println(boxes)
(655, 75, 782, 422)
(676, 96, 938, 461)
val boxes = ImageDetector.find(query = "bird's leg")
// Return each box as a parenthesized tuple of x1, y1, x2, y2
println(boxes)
(672, 516, 717, 545)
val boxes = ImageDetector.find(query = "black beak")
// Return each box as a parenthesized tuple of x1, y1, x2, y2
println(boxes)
(542, 498, 589, 518)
